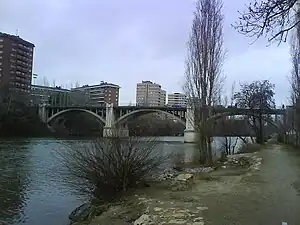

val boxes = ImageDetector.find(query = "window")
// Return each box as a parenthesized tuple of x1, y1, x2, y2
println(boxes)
(0, 39, 3, 42)
(0, 45, 3, 48)
(0, 50, 2, 54)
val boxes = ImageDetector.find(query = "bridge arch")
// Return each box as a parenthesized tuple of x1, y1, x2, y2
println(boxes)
(208, 112, 285, 133)
(115, 109, 186, 127)
(47, 108, 106, 124)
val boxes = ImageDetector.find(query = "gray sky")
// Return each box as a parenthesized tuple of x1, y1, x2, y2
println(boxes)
(0, 0, 291, 106)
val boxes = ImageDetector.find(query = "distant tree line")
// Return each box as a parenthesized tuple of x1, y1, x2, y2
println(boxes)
(127, 114, 184, 136)
(0, 100, 52, 137)
(56, 113, 185, 137)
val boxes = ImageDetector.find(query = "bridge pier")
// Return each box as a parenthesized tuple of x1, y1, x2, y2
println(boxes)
(103, 127, 129, 138)
(184, 130, 197, 143)
(102, 103, 129, 138)
(184, 106, 197, 143)
(38, 103, 47, 123)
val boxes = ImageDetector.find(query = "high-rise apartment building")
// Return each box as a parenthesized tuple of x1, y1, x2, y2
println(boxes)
(167, 92, 187, 107)
(136, 81, 166, 107)
(0, 32, 34, 103)
(71, 81, 120, 106)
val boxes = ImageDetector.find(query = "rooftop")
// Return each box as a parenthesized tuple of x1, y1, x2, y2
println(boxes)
(0, 32, 35, 47)
(31, 85, 70, 92)
(72, 81, 120, 90)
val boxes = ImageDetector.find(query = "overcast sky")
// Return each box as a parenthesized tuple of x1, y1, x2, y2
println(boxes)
(0, 0, 292, 106)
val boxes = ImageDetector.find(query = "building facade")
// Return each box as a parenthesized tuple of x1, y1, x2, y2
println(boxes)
(30, 85, 70, 106)
(0, 32, 34, 104)
(136, 81, 166, 107)
(167, 92, 187, 107)
(71, 81, 120, 106)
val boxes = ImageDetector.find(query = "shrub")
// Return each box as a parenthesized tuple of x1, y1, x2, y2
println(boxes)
(55, 133, 168, 202)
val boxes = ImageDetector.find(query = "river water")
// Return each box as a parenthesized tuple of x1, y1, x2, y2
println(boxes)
(0, 136, 245, 225)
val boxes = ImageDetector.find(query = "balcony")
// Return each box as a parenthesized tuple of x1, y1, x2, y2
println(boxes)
(16, 54, 31, 63)
(16, 66, 31, 73)
(17, 43, 32, 52)
(17, 48, 32, 58)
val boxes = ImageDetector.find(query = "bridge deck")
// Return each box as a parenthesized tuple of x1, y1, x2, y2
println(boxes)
(42, 105, 285, 115)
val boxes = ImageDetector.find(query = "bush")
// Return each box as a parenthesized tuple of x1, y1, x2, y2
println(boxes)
(55, 133, 168, 202)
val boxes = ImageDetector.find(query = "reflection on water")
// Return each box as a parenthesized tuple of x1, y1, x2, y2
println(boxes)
(0, 139, 82, 225)
(0, 136, 247, 225)
(0, 140, 32, 224)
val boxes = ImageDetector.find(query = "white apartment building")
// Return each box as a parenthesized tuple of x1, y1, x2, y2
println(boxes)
(136, 81, 166, 107)
(167, 92, 187, 107)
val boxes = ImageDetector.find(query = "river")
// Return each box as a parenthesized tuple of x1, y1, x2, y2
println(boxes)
(0, 136, 245, 225)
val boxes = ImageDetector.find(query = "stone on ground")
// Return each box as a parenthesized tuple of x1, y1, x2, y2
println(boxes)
(133, 214, 154, 225)
(171, 173, 194, 191)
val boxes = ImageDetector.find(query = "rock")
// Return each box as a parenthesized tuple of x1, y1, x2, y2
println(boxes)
(133, 214, 154, 225)
(152, 168, 179, 181)
(173, 212, 186, 218)
(196, 206, 208, 211)
(174, 173, 194, 181)
(193, 217, 204, 222)
(69, 202, 108, 224)
(184, 167, 214, 173)
(171, 173, 194, 191)
(69, 203, 91, 223)
(167, 219, 187, 224)
(153, 207, 163, 212)
(192, 222, 204, 225)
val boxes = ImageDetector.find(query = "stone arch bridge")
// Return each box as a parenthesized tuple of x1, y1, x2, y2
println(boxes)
(38, 103, 287, 143)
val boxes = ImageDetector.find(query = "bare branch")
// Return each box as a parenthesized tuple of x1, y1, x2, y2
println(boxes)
(54, 132, 169, 201)
(233, 0, 299, 44)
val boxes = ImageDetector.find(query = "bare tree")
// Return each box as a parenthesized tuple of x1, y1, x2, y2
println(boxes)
(52, 79, 56, 88)
(54, 133, 168, 201)
(233, 0, 299, 44)
(234, 80, 276, 144)
(43, 76, 49, 87)
(219, 83, 239, 156)
(69, 82, 74, 90)
(183, 0, 225, 165)
(75, 81, 80, 88)
(289, 13, 300, 146)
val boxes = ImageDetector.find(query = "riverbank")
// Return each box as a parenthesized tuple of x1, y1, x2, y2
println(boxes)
(72, 143, 300, 225)
(72, 148, 263, 225)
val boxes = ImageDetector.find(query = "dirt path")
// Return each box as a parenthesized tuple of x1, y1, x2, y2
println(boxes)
(189, 144, 300, 225)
